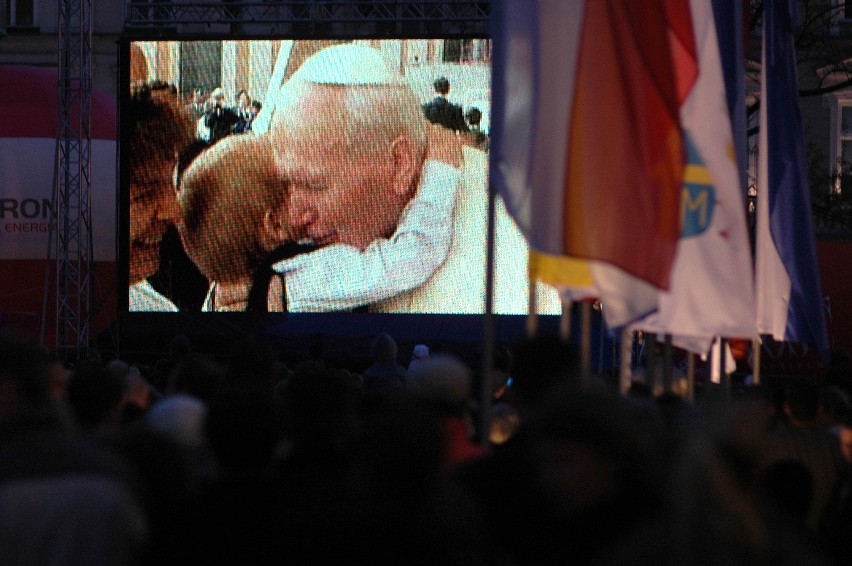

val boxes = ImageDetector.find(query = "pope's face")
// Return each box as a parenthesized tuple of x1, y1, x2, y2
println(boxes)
(280, 132, 395, 250)
(129, 158, 178, 282)
(270, 83, 398, 250)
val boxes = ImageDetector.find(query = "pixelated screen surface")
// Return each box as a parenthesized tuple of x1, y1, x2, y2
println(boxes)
(123, 39, 559, 315)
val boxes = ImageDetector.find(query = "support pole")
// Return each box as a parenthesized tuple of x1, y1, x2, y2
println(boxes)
(645, 333, 658, 393)
(580, 301, 591, 384)
(51, 0, 94, 362)
(480, 133, 499, 446)
(619, 328, 633, 395)
(598, 303, 605, 374)
(527, 277, 538, 337)
(686, 352, 695, 401)
(662, 334, 673, 393)
(752, 335, 762, 385)
(559, 299, 571, 341)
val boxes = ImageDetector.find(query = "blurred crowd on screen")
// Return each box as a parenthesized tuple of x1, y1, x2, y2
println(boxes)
(3, 327, 852, 565)
(192, 86, 262, 144)
(128, 44, 507, 316)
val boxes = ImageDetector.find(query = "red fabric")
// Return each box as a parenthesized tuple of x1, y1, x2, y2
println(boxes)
(0, 65, 116, 140)
(441, 417, 487, 470)
(563, 0, 697, 290)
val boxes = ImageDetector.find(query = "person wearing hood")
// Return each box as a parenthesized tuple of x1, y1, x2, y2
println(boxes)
(361, 333, 406, 395)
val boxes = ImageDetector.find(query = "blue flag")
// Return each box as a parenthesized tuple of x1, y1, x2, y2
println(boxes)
(756, 0, 829, 360)
(712, 0, 748, 197)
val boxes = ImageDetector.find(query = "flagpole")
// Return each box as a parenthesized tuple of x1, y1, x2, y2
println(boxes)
(720, 337, 729, 394)
(752, 335, 762, 385)
(619, 328, 633, 395)
(481, 167, 499, 448)
(645, 333, 658, 394)
(662, 334, 673, 393)
(598, 303, 605, 374)
(560, 299, 571, 341)
(527, 274, 539, 337)
(686, 352, 695, 401)
(580, 300, 591, 384)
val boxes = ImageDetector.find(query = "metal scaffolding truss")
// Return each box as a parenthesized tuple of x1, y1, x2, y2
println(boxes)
(44, 1, 486, 357)
(50, 0, 94, 358)
(125, 1, 489, 33)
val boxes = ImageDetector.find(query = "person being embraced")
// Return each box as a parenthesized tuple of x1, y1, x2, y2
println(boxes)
(176, 134, 292, 311)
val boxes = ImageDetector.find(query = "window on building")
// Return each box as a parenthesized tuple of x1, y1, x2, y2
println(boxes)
(442, 39, 490, 64)
(837, 104, 852, 193)
(829, 95, 852, 195)
(6, 0, 35, 28)
(443, 39, 462, 63)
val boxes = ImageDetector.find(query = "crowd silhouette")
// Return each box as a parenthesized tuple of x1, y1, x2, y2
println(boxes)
(1, 327, 851, 565)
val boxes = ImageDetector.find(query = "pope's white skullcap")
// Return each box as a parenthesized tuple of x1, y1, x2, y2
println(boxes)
(293, 43, 405, 86)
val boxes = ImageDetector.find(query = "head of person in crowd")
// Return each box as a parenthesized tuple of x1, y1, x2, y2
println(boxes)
(406, 353, 486, 469)
(817, 385, 850, 431)
(46, 353, 69, 401)
(838, 415, 852, 464)
(465, 106, 482, 131)
(129, 43, 149, 86)
(361, 332, 407, 396)
(433, 75, 450, 97)
(128, 80, 195, 284)
(509, 333, 581, 417)
(406, 353, 470, 413)
(210, 86, 226, 108)
(166, 352, 226, 405)
(0, 330, 53, 427)
(176, 134, 291, 310)
(782, 376, 820, 427)
(66, 361, 126, 432)
(236, 88, 250, 110)
(268, 42, 428, 251)
(250, 99, 262, 116)
(106, 358, 152, 424)
(408, 343, 429, 370)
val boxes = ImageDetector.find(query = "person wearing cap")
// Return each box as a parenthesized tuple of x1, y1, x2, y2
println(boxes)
(265, 42, 560, 315)
(266, 43, 462, 312)
(408, 343, 430, 370)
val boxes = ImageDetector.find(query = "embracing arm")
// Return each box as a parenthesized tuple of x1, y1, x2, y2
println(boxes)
(278, 160, 460, 312)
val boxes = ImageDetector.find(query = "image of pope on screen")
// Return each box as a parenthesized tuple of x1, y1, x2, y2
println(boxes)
(126, 39, 559, 315)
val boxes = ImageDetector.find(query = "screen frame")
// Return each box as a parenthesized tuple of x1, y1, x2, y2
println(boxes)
(117, 34, 547, 324)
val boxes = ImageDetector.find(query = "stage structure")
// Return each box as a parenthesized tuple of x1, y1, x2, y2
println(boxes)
(124, 1, 489, 36)
(48, 1, 489, 358)
(47, 0, 94, 359)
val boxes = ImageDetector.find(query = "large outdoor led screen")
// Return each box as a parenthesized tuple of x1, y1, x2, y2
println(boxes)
(122, 38, 560, 315)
